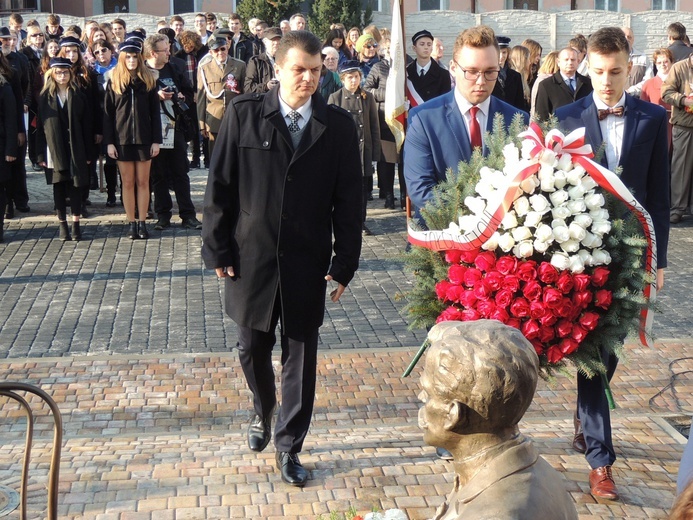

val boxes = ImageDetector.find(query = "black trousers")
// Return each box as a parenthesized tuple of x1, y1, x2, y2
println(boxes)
(53, 180, 82, 219)
(8, 141, 28, 208)
(151, 131, 196, 220)
(577, 346, 619, 469)
(236, 292, 319, 454)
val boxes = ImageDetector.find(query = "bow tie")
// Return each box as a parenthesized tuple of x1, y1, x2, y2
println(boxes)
(598, 106, 624, 120)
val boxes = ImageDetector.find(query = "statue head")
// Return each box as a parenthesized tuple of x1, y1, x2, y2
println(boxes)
(419, 320, 539, 451)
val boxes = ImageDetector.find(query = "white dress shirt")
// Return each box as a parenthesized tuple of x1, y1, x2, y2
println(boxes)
(454, 88, 491, 149)
(417, 60, 432, 77)
(278, 92, 312, 131)
(594, 92, 626, 171)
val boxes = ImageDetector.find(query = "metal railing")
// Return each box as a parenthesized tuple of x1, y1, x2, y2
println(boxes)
(0, 383, 62, 520)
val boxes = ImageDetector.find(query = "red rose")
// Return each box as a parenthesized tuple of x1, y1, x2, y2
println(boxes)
(501, 274, 520, 293)
(572, 290, 592, 310)
(537, 262, 559, 284)
(506, 318, 521, 330)
(546, 345, 564, 364)
(436, 280, 452, 300)
(463, 268, 483, 288)
(510, 297, 531, 318)
(559, 338, 579, 355)
(448, 264, 468, 285)
(542, 287, 563, 309)
(459, 290, 478, 308)
(556, 271, 575, 294)
(495, 289, 514, 308)
(522, 280, 542, 301)
(521, 319, 540, 339)
(571, 324, 588, 343)
(516, 260, 538, 282)
(529, 301, 547, 320)
(436, 306, 464, 323)
(592, 266, 610, 287)
(475, 251, 496, 271)
(445, 285, 465, 304)
(539, 312, 558, 327)
(473, 280, 492, 300)
(579, 311, 600, 331)
(573, 273, 591, 292)
(594, 289, 612, 310)
(460, 249, 480, 264)
(556, 319, 573, 338)
(476, 299, 496, 318)
(490, 308, 510, 323)
(538, 325, 555, 343)
(531, 340, 544, 356)
(445, 250, 463, 264)
(484, 271, 504, 291)
(496, 256, 518, 275)
(555, 297, 574, 318)
(460, 308, 481, 321)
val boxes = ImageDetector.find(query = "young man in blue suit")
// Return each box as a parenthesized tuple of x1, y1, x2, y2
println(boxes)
(404, 25, 529, 220)
(556, 27, 669, 501)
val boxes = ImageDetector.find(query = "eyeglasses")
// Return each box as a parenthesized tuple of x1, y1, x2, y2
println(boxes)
(364, 43, 378, 49)
(212, 46, 228, 52)
(53, 69, 70, 76)
(94, 48, 109, 55)
(452, 59, 500, 82)
(153, 48, 170, 54)
(30, 33, 44, 38)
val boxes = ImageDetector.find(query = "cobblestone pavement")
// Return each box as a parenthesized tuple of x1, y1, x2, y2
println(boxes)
(0, 164, 692, 518)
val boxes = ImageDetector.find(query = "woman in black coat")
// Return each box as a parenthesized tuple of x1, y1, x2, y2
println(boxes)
(0, 61, 18, 243)
(36, 58, 94, 241)
(103, 40, 161, 240)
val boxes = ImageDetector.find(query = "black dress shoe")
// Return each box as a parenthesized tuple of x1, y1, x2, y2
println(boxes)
(137, 221, 149, 240)
(16, 205, 30, 213)
(276, 451, 308, 487)
(128, 222, 138, 240)
(247, 406, 275, 452)
(385, 193, 395, 209)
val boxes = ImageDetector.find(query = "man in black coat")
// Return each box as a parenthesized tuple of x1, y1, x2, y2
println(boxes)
(667, 22, 693, 64)
(406, 30, 451, 103)
(491, 35, 527, 112)
(201, 31, 362, 487)
(534, 47, 592, 123)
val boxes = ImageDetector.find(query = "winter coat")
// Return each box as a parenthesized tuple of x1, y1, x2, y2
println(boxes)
(0, 81, 18, 182)
(103, 78, 162, 148)
(244, 53, 275, 94)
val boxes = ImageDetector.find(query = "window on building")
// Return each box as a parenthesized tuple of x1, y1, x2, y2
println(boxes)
(362, 0, 382, 11)
(594, 0, 618, 10)
(419, 0, 449, 10)
(653, 0, 675, 8)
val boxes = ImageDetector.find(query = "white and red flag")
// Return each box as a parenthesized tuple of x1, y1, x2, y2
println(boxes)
(385, 0, 408, 152)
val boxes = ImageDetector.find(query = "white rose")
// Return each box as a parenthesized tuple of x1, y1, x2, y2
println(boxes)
(569, 255, 585, 273)
(501, 211, 518, 230)
(578, 249, 593, 266)
(482, 231, 500, 251)
(520, 175, 539, 194)
(513, 196, 530, 217)
(475, 178, 496, 199)
(479, 166, 495, 180)
(533, 239, 550, 253)
(590, 208, 610, 221)
(591, 220, 612, 236)
(581, 175, 598, 191)
(550, 252, 571, 270)
(585, 192, 605, 210)
(524, 211, 544, 228)
(549, 189, 569, 206)
(568, 184, 587, 200)
(566, 199, 587, 214)
(551, 218, 567, 228)
(566, 167, 584, 185)
(513, 241, 534, 258)
(539, 165, 556, 192)
(498, 233, 516, 252)
(572, 213, 593, 228)
(490, 171, 509, 190)
(551, 205, 572, 220)
(538, 148, 557, 166)
(560, 239, 580, 253)
(502, 143, 520, 167)
(529, 194, 551, 213)
(580, 231, 602, 248)
(511, 226, 533, 242)
(521, 139, 536, 160)
(458, 215, 478, 233)
(568, 222, 587, 241)
(552, 225, 570, 243)
(536, 224, 554, 242)
(556, 153, 573, 172)
(592, 248, 612, 265)
(553, 170, 567, 189)
(465, 196, 486, 215)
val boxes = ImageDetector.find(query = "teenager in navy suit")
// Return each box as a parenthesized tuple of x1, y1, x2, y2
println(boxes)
(404, 25, 529, 222)
(556, 27, 669, 501)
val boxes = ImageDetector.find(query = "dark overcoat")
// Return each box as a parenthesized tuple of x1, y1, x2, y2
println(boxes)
(0, 81, 18, 183)
(406, 59, 451, 102)
(36, 87, 94, 187)
(201, 87, 363, 335)
(534, 71, 592, 123)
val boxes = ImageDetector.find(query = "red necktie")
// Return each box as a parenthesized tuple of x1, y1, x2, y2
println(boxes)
(469, 106, 482, 150)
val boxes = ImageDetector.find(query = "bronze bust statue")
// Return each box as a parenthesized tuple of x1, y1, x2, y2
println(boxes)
(420, 320, 578, 520)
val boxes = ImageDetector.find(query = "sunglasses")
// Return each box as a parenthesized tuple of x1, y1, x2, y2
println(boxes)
(364, 43, 378, 49)
(213, 46, 228, 52)
(30, 33, 44, 38)
(94, 48, 109, 55)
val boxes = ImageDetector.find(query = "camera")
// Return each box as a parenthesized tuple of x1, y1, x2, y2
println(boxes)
(160, 83, 189, 114)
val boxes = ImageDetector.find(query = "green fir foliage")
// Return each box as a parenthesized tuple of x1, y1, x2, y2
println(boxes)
(404, 116, 651, 379)
(308, 0, 373, 40)
(236, 0, 303, 27)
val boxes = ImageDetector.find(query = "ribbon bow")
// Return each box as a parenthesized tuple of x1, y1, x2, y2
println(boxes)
(519, 122, 594, 160)
(598, 106, 625, 120)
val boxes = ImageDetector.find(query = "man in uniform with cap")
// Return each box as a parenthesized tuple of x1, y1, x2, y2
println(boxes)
(197, 33, 246, 160)
(491, 36, 527, 112)
(406, 29, 451, 104)
(244, 27, 282, 94)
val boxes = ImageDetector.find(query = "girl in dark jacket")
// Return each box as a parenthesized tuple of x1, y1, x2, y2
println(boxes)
(36, 58, 94, 241)
(0, 60, 18, 243)
(322, 29, 352, 68)
(103, 40, 161, 240)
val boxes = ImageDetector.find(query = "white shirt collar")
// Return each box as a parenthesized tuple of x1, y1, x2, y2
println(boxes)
(278, 91, 313, 124)
(592, 91, 626, 111)
(560, 72, 575, 83)
(453, 88, 491, 118)
(418, 60, 432, 75)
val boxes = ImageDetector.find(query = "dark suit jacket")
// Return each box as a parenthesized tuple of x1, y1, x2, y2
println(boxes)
(404, 91, 529, 213)
(534, 71, 592, 123)
(406, 59, 451, 102)
(556, 95, 669, 268)
(492, 65, 528, 112)
(201, 88, 363, 335)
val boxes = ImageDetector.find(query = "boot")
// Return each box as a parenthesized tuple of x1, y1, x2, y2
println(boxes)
(384, 193, 395, 209)
(128, 221, 138, 239)
(137, 221, 149, 240)
(58, 221, 71, 241)
(71, 221, 82, 241)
